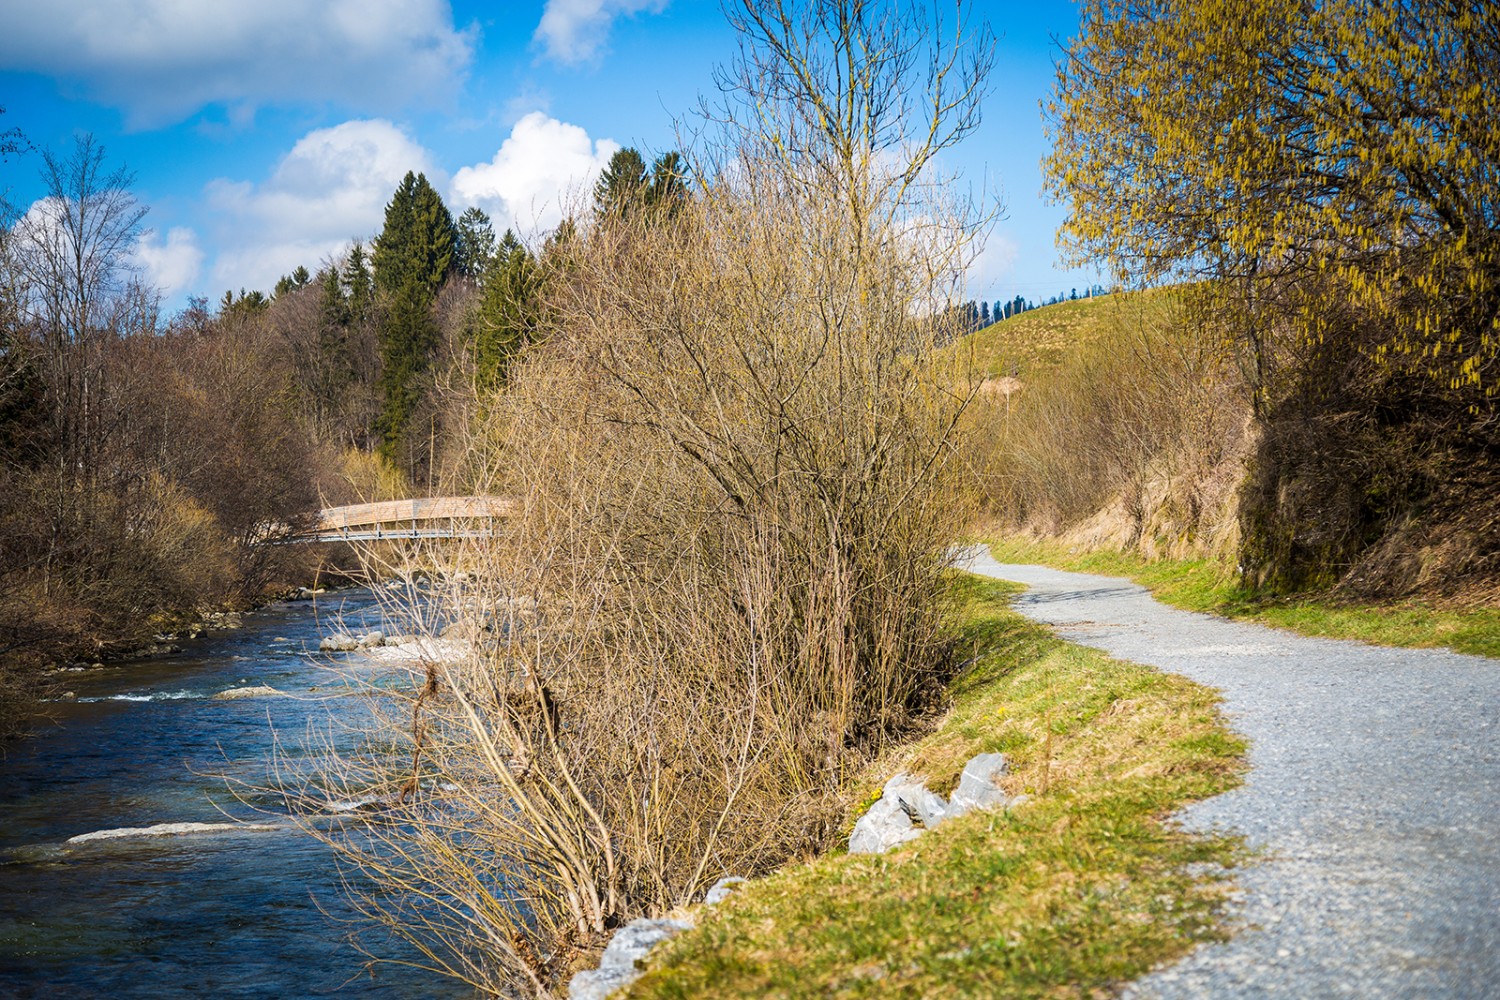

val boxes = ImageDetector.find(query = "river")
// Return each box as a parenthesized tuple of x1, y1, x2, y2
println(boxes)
(0, 589, 470, 998)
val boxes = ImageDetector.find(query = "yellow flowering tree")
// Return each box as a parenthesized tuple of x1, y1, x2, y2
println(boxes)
(1045, 0, 1499, 408)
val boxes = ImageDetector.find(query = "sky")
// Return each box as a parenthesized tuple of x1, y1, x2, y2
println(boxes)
(0, 0, 1102, 313)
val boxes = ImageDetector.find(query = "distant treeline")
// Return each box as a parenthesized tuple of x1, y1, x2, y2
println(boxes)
(944, 283, 1111, 334)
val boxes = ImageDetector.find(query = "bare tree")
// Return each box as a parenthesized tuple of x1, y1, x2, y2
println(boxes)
(291, 4, 999, 997)
(7, 134, 149, 483)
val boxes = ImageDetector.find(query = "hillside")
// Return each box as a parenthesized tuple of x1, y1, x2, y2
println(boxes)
(961, 289, 1500, 650)
(957, 289, 1182, 379)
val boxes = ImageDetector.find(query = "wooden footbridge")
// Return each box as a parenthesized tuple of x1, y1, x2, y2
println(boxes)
(267, 496, 516, 544)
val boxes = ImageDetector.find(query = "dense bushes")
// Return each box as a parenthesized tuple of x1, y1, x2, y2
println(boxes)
(0, 314, 331, 733)
(968, 291, 1250, 560)
(1239, 298, 1500, 601)
(297, 2, 995, 993)
(0, 137, 345, 737)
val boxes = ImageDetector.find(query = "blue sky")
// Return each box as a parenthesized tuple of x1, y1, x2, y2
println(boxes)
(0, 0, 1100, 312)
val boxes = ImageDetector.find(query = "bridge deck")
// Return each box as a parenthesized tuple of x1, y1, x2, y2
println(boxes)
(271, 496, 515, 543)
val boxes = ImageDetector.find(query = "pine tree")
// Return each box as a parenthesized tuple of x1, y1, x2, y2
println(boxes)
(474, 229, 542, 386)
(594, 148, 648, 217)
(373, 172, 418, 295)
(343, 242, 373, 327)
(309, 267, 354, 433)
(647, 151, 689, 215)
(371, 172, 457, 457)
(455, 207, 497, 281)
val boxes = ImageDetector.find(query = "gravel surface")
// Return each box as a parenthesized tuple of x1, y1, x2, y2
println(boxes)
(956, 546, 1500, 999)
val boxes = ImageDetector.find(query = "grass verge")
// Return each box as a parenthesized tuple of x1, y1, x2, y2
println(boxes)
(625, 574, 1246, 999)
(985, 536, 1500, 660)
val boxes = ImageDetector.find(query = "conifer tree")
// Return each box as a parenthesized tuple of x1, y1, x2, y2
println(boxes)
(455, 207, 497, 281)
(593, 148, 648, 217)
(647, 151, 689, 215)
(307, 266, 354, 433)
(371, 171, 457, 457)
(343, 241, 373, 326)
(474, 229, 542, 386)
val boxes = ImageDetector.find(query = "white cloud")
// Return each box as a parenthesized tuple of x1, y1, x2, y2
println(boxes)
(205, 120, 439, 294)
(451, 112, 619, 236)
(534, 0, 668, 64)
(134, 227, 204, 299)
(0, 0, 473, 127)
(969, 232, 1020, 292)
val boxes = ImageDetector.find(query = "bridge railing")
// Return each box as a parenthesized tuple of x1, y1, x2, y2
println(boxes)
(260, 496, 516, 544)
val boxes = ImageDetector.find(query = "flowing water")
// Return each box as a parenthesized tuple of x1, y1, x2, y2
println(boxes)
(0, 590, 470, 998)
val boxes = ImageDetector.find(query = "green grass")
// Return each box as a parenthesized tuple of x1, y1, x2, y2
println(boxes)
(956, 289, 1183, 380)
(985, 537, 1500, 660)
(625, 575, 1247, 999)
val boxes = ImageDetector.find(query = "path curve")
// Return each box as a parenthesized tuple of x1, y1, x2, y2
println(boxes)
(956, 546, 1500, 999)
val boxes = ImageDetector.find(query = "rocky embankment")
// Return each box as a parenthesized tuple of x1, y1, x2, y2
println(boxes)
(567, 751, 1015, 1000)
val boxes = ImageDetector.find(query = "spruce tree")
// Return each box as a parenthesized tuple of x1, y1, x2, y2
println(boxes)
(344, 242, 373, 326)
(311, 266, 354, 433)
(647, 151, 689, 215)
(594, 148, 648, 217)
(371, 172, 457, 458)
(455, 206, 497, 281)
(474, 229, 541, 386)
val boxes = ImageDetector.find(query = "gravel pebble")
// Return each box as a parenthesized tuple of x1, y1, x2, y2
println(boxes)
(957, 546, 1500, 1000)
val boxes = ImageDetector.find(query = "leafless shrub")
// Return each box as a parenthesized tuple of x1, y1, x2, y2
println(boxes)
(973, 290, 1250, 555)
(293, 3, 996, 993)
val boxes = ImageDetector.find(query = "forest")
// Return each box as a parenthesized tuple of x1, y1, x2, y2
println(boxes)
(0, 116, 691, 740)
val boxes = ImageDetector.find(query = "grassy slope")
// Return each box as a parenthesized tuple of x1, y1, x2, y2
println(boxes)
(985, 537, 1500, 659)
(957, 290, 1179, 379)
(963, 294, 1500, 659)
(627, 576, 1246, 999)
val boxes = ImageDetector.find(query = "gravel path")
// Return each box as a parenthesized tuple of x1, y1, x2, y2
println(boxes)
(956, 546, 1500, 999)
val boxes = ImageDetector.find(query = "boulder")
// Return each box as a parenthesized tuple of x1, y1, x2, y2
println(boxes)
(704, 876, 747, 905)
(357, 631, 385, 648)
(849, 794, 928, 855)
(881, 773, 949, 828)
(212, 685, 283, 700)
(568, 916, 694, 1000)
(946, 752, 1010, 817)
(319, 634, 360, 652)
(849, 755, 1013, 855)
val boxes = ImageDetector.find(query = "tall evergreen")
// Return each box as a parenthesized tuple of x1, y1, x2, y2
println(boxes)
(593, 148, 649, 217)
(343, 242, 373, 327)
(455, 207, 497, 281)
(371, 171, 457, 458)
(647, 151, 689, 215)
(474, 229, 541, 386)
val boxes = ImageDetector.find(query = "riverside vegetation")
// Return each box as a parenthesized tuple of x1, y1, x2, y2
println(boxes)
(3, 0, 1495, 996)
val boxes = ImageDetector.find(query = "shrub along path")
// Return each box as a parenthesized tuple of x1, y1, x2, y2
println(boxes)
(957, 545, 1500, 999)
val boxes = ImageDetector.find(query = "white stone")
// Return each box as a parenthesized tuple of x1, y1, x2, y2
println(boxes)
(946, 752, 1010, 816)
(881, 773, 949, 828)
(568, 916, 694, 1000)
(705, 876, 747, 905)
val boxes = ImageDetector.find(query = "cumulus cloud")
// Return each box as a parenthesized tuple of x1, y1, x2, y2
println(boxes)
(969, 232, 1020, 292)
(205, 120, 439, 294)
(134, 227, 204, 300)
(0, 0, 473, 127)
(451, 112, 619, 235)
(534, 0, 668, 64)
